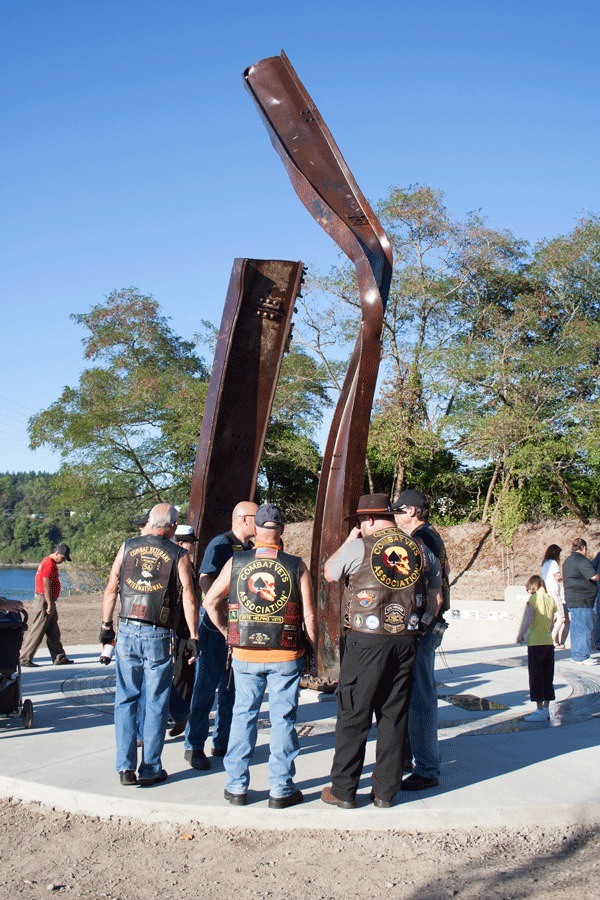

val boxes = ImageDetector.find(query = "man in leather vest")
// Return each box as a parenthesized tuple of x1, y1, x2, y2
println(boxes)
(321, 493, 442, 809)
(391, 489, 449, 791)
(184, 501, 258, 771)
(203, 503, 316, 808)
(101, 503, 198, 787)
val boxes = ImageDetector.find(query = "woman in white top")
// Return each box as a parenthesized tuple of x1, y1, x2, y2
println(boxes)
(541, 544, 569, 648)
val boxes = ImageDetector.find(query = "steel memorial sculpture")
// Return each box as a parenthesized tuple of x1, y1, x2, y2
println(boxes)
(244, 52, 393, 684)
(187, 257, 305, 566)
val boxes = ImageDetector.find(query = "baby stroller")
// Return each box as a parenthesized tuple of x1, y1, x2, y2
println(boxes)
(0, 600, 34, 728)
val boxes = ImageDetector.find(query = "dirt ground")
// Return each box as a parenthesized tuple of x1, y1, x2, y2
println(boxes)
(4, 516, 600, 899)
(2, 798, 599, 900)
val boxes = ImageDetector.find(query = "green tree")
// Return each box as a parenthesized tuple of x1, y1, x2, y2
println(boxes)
(299, 184, 526, 506)
(448, 216, 600, 526)
(260, 349, 331, 519)
(28, 288, 210, 569)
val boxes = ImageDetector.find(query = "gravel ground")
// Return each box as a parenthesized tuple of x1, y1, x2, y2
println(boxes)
(2, 798, 600, 899)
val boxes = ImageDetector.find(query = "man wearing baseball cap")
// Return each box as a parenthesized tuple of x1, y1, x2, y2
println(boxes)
(390, 489, 450, 791)
(320, 493, 442, 809)
(20, 543, 74, 667)
(203, 502, 316, 808)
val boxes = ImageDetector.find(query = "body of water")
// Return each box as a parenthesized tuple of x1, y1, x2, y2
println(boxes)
(0, 567, 72, 602)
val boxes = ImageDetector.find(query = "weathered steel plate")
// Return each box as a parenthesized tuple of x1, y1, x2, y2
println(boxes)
(187, 258, 304, 562)
(245, 53, 393, 680)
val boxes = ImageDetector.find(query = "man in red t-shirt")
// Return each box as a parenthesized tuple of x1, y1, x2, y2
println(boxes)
(20, 543, 74, 667)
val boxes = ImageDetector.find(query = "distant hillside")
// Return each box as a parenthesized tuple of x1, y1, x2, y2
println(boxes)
(282, 517, 600, 601)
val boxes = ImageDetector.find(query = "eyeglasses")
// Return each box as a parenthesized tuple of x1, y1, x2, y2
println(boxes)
(391, 506, 408, 514)
(237, 513, 255, 519)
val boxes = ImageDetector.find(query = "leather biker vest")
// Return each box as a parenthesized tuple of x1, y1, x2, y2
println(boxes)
(344, 527, 428, 636)
(414, 523, 450, 613)
(119, 535, 183, 628)
(223, 530, 249, 553)
(228, 547, 303, 650)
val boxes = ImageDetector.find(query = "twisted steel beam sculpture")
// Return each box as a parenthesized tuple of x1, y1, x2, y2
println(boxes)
(187, 257, 304, 566)
(244, 52, 393, 683)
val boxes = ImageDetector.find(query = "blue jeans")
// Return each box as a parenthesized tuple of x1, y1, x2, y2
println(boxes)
(114, 620, 173, 778)
(407, 629, 442, 779)
(569, 607, 593, 661)
(185, 609, 235, 753)
(224, 655, 304, 798)
(594, 591, 600, 650)
(136, 681, 189, 741)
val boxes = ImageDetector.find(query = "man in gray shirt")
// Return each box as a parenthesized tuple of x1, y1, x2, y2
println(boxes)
(562, 538, 600, 665)
(321, 493, 442, 809)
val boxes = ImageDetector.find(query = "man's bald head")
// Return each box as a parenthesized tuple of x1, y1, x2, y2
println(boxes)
(231, 501, 259, 542)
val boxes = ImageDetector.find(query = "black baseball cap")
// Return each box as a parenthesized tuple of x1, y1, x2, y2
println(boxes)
(254, 503, 285, 529)
(389, 489, 428, 512)
(133, 511, 150, 527)
(53, 543, 72, 561)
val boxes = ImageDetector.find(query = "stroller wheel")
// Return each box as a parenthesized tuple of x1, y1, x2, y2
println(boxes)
(21, 698, 34, 729)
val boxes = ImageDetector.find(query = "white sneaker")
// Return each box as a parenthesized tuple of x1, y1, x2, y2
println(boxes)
(574, 658, 598, 665)
(524, 708, 550, 722)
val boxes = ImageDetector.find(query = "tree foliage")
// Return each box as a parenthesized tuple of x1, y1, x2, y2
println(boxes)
(298, 188, 600, 533)
(260, 349, 332, 520)
(28, 288, 210, 569)
(0, 472, 74, 564)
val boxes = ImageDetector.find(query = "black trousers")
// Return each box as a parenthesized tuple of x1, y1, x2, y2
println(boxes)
(527, 644, 555, 702)
(330, 632, 418, 802)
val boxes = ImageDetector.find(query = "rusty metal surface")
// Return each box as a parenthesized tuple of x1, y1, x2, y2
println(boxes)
(187, 258, 304, 565)
(244, 52, 393, 679)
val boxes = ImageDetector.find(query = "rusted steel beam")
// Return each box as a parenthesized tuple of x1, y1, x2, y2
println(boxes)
(244, 52, 393, 683)
(187, 258, 305, 565)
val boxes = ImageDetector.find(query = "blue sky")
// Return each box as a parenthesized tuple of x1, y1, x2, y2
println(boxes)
(1, 0, 599, 473)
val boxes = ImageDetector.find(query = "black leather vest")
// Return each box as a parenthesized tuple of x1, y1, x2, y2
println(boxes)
(119, 535, 183, 628)
(223, 530, 249, 553)
(414, 523, 450, 613)
(344, 527, 428, 636)
(228, 547, 303, 650)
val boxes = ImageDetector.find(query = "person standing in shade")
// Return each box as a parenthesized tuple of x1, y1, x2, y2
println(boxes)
(203, 503, 316, 808)
(541, 545, 569, 648)
(20, 543, 74, 667)
(390, 489, 449, 791)
(101, 503, 198, 786)
(321, 494, 442, 809)
(167, 524, 202, 736)
(562, 538, 600, 665)
(592, 549, 600, 652)
(184, 501, 258, 770)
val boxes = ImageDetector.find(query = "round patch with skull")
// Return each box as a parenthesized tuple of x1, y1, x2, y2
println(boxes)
(236, 559, 292, 618)
(370, 529, 423, 590)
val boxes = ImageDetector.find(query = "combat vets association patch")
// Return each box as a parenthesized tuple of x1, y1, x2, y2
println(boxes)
(370, 530, 423, 590)
(383, 603, 405, 634)
(237, 558, 292, 620)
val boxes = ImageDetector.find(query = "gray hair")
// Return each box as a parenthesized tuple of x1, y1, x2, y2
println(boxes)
(148, 503, 178, 530)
